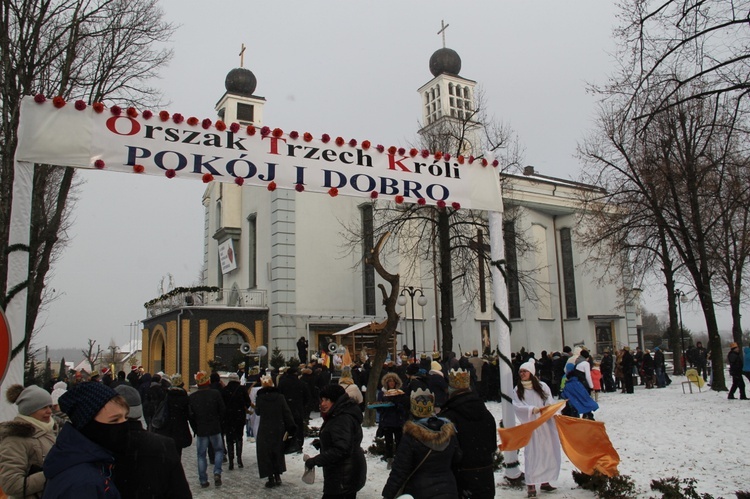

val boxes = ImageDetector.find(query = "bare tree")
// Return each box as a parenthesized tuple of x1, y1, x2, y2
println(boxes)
(1, 0, 175, 366)
(81, 338, 102, 373)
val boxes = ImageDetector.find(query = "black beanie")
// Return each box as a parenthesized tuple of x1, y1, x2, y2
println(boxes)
(406, 363, 420, 376)
(319, 384, 346, 402)
(59, 382, 118, 429)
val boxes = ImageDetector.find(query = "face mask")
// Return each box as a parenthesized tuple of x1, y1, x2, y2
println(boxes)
(81, 420, 130, 452)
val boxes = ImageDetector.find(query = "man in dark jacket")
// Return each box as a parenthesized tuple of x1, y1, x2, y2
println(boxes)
(600, 350, 615, 392)
(277, 366, 310, 453)
(621, 347, 635, 394)
(304, 384, 366, 497)
(222, 372, 251, 469)
(441, 369, 497, 498)
(727, 342, 747, 400)
(113, 385, 192, 498)
(189, 371, 226, 489)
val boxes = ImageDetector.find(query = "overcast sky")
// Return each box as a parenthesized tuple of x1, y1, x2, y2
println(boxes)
(34, 1, 728, 352)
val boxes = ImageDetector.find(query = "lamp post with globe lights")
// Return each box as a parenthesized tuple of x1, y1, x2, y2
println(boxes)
(398, 287, 427, 362)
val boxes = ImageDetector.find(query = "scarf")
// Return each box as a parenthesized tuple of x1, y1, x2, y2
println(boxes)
(18, 414, 55, 433)
(521, 380, 533, 390)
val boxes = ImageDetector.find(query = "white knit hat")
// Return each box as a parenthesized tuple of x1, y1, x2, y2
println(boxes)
(519, 361, 536, 376)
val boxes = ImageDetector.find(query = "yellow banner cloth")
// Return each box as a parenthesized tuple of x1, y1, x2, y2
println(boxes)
(554, 415, 620, 477)
(498, 401, 565, 451)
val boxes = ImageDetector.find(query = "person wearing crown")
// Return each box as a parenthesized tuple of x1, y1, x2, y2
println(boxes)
(381, 388, 461, 499)
(512, 361, 561, 498)
(440, 368, 497, 498)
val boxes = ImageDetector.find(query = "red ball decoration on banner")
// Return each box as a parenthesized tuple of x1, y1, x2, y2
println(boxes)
(328, 187, 339, 197)
(230, 122, 240, 133)
(295, 183, 305, 192)
(215, 120, 227, 132)
(437, 200, 446, 209)
(126, 107, 138, 118)
(52, 96, 66, 108)
(202, 173, 214, 183)
(395, 195, 405, 204)
(94, 159, 105, 169)
(74, 100, 87, 111)
(159, 110, 170, 121)
(34, 94, 46, 104)
(165, 169, 176, 178)
(451, 202, 461, 210)
(133, 164, 145, 173)
(267, 181, 277, 191)
(187, 117, 199, 126)
(110, 105, 122, 116)
(234, 177, 245, 186)
(142, 110, 153, 120)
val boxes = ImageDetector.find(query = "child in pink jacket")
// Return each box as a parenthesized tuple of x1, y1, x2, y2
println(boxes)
(591, 363, 603, 402)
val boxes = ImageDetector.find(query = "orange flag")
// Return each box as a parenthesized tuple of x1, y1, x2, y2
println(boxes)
(498, 401, 566, 451)
(554, 415, 620, 477)
(342, 349, 352, 367)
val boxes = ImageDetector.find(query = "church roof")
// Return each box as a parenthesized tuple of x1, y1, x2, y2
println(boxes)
(429, 47, 461, 77)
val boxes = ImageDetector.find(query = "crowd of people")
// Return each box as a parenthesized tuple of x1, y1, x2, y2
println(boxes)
(1, 339, 748, 498)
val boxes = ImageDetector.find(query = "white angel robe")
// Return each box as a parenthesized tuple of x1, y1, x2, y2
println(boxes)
(512, 381, 562, 486)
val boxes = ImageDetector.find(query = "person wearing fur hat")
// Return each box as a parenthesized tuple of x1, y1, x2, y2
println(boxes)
(278, 365, 311, 454)
(381, 388, 460, 499)
(440, 369, 497, 498)
(512, 361, 561, 498)
(375, 372, 409, 469)
(338, 366, 364, 406)
(255, 375, 296, 487)
(188, 371, 226, 489)
(0, 385, 56, 498)
(42, 382, 129, 498)
(305, 383, 367, 497)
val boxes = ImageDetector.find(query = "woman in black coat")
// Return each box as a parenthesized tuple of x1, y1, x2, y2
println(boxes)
(153, 374, 192, 457)
(255, 375, 296, 487)
(222, 373, 251, 469)
(305, 384, 367, 498)
(382, 388, 461, 499)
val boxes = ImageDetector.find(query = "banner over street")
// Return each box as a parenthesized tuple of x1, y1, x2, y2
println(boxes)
(15, 97, 502, 211)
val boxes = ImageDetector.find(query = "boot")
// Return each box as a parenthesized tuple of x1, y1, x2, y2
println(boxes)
(237, 455, 244, 468)
(386, 458, 394, 470)
(274, 473, 282, 486)
(527, 485, 537, 498)
(228, 449, 234, 470)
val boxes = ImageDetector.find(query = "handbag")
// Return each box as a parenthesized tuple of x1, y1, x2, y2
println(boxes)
(395, 449, 432, 497)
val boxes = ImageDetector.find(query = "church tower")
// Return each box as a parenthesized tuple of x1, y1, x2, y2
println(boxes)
(417, 26, 480, 157)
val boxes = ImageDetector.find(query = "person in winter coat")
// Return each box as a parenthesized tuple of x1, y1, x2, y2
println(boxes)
(641, 350, 655, 389)
(0, 385, 56, 498)
(43, 382, 130, 498)
(375, 372, 409, 469)
(381, 388, 461, 499)
(188, 371, 226, 489)
(426, 361, 449, 413)
(600, 350, 615, 392)
(620, 347, 635, 394)
(338, 366, 363, 406)
(111, 385, 192, 498)
(255, 375, 297, 487)
(653, 347, 667, 388)
(727, 342, 747, 400)
(277, 365, 310, 453)
(440, 369, 497, 499)
(153, 374, 192, 457)
(222, 373, 251, 469)
(305, 384, 367, 498)
(512, 361, 561, 499)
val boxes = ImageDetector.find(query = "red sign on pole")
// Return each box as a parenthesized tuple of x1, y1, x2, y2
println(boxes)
(0, 308, 11, 386)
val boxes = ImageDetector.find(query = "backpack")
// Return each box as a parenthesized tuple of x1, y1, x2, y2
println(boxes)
(150, 397, 169, 430)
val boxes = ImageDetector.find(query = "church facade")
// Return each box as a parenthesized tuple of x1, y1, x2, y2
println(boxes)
(140, 46, 641, 375)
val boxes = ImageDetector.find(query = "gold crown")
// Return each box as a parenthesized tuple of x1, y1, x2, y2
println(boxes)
(448, 368, 470, 390)
(410, 388, 434, 418)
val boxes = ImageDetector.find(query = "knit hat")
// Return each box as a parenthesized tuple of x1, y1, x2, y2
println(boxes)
(50, 387, 67, 406)
(8, 385, 52, 416)
(53, 381, 68, 391)
(194, 371, 211, 386)
(410, 388, 434, 419)
(430, 361, 442, 373)
(406, 363, 420, 376)
(114, 385, 143, 420)
(729, 342, 739, 349)
(319, 383, 346, 402)
(170, 374, 184, 387)
(448, 368, 470, 390)
(59, 382, 118, 429)
(519, 361, 536, 376)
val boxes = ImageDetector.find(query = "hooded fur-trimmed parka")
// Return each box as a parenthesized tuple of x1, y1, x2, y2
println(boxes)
(0, 418, 56, 498)
(382, 417, 461, 499)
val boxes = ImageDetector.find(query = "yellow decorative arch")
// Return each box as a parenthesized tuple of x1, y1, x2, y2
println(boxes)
(205, 321, 263, 365)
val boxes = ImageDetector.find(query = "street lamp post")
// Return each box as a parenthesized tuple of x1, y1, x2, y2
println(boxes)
(398, 287, 428, 362)
(675, 289, 688, 373)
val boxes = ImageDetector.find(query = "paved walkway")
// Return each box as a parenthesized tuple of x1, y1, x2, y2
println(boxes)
(181, 437, 326, 498)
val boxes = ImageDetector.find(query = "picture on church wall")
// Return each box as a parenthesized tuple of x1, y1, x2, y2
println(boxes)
(218, 239, 237, 274)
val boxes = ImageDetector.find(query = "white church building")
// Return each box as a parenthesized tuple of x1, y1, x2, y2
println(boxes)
(141, 44, 641, 372)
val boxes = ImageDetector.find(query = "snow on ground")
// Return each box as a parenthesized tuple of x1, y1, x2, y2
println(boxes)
(287, 373, 749, 498)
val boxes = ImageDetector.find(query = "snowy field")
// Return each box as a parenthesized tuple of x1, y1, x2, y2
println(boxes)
(288, 373, 748, 498)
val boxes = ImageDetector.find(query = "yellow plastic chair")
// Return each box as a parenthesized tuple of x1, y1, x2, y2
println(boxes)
(681, 368, 704, 393)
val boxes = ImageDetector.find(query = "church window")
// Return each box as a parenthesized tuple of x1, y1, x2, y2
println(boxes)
(504, 221, 521, 319)
(247, 214, 257, 288)
(360, 204, 376, 315)
(560, 228, 578, 318)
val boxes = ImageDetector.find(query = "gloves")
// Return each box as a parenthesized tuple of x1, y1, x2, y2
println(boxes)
(311, 438, 321, 450)
(304, 454, 316, 469)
